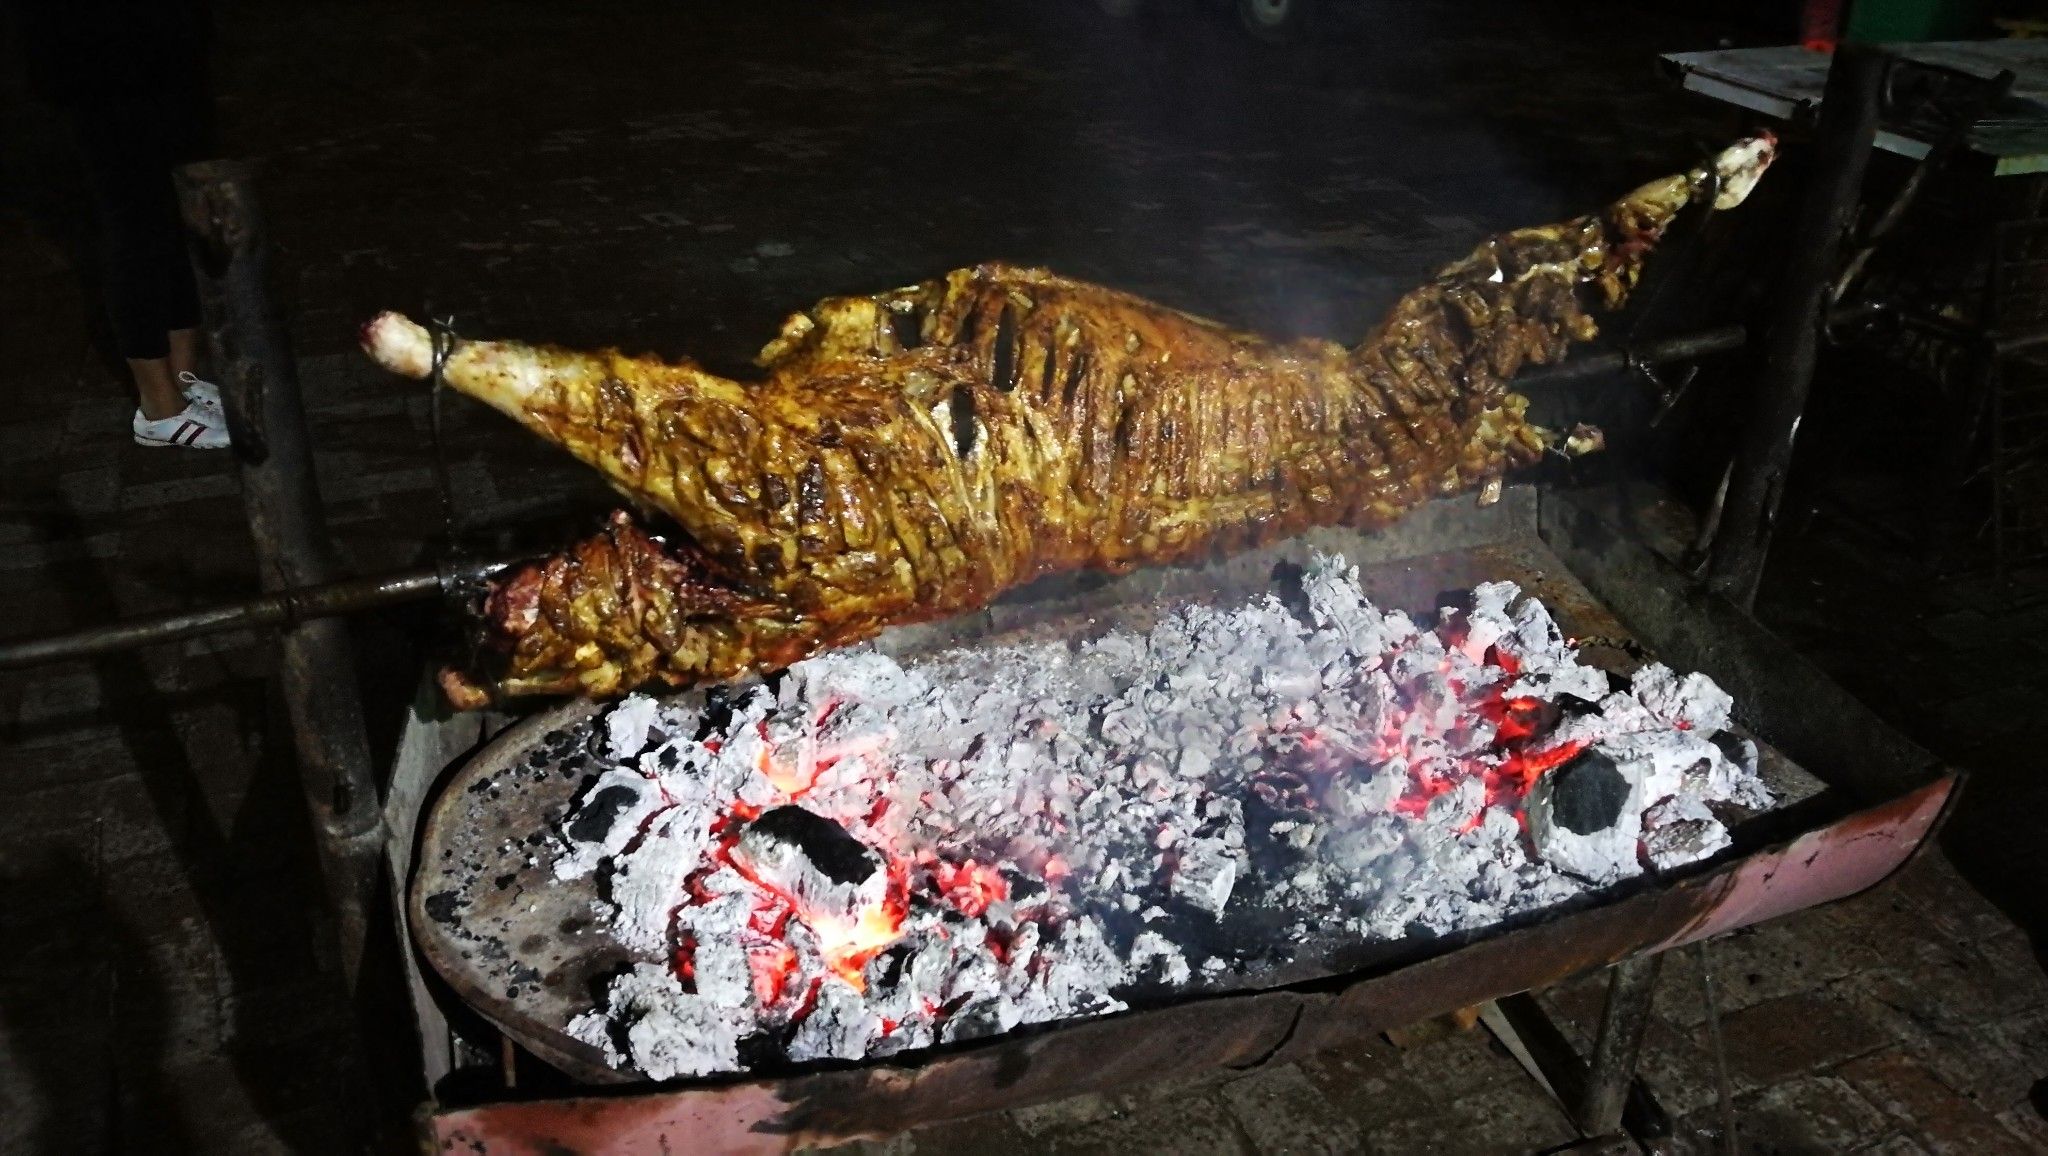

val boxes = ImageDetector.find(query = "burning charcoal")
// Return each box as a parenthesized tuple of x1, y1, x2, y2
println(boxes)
(817, 699, 895, 761)
(564, 1010, 618, 1061)
(1546, 749, 1630, 835)
(627, 998, 745, 1079)
(1462, 581, 1520, 655)
(786, 981, 884, 1062)
(1641, 794, 1732, 871)
(553, 769, 666, 881)
(784, 650, 931, 711)
(1004, 919, 1044, 970)
(1325, 765, 1407, 820)
(939, 993, 1023, 1045)
(1170, 836, 1240, 916)
(691, 935, 755, 1009)
(1524, 747, 1645, 885)
(731, 805, 890, 933)
(1474, 592, 1608, 702)
(1328, 814, 1404, 869)
(1416, 778, 1480, 829)
(1697, 732, 1773, 810)
(1605, 730, 1708, 808)
(558, 550, 1786, 1079)
(938, 915, 996, 968)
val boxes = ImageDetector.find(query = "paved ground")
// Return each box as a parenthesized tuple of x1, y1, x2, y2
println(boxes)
(1, 1, 2043, 1152)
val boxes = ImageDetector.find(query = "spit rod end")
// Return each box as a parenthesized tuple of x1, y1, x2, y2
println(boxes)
(361, 311, 435, 379)
(1710, 133, 1778, 211)
(1563, 423, 1607, 457)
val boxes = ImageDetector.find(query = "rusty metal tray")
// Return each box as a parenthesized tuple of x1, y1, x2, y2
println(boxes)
(392, 485, 1958, 1153)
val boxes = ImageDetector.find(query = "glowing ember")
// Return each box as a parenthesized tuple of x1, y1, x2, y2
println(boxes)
(557, 555, 1775, 1080)
(932, 859, 1009, 918)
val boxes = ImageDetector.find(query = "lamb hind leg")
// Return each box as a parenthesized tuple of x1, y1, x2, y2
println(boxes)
(447, 511, 842, 706)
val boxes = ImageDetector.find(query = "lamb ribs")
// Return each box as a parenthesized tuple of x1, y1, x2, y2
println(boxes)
(363, 137, 1775, 706)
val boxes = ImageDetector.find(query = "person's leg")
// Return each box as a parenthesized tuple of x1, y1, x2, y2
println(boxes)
(71, 99, 182, 418)
(155, 82, 209, 410)
(167, 327, 200, 381)
(71, 95, 212, 424)
(129, 356, 186, 420)
(115, 229, 188, 418)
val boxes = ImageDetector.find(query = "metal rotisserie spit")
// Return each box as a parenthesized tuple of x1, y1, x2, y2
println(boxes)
(357, 132, 1960, 1153)
(0, 44, 1971, 1156)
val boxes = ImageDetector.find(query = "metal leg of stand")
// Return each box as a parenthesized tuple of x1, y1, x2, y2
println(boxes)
(1583, 954, 1665, 1137)
(1482, 955, 1671, 1150)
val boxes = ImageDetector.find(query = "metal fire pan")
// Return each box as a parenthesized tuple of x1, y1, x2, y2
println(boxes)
(404, 485, 1958, 1153)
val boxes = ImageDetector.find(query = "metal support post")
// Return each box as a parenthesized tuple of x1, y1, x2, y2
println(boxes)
(175, 159, 384, 991)
(1483, 982, 1671, 1146)
(1706, 44, 1890, 609)
(1581, 953, 1665, 1138)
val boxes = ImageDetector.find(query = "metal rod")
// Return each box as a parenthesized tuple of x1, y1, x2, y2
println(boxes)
(176, 159, 384, 992)
(0, 560, 511, 670)
(1516, 325, 1750, 387)
(0, 309, 1770, 671)
(1580, 953, 1663, 1137)
(1695, 941, 1739, 1156)
(1707, 44, 1891, 610)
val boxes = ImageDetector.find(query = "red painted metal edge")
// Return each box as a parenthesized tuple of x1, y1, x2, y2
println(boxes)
(1654, 773, 1957, 951)
(421, 775, 1955, 1155)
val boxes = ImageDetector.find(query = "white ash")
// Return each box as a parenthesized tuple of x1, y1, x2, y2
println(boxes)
(565, 962, 747, 1080)
(551, 768, 666, 882)
(602, 807, 715, 954)
(605, 694, 666, 759)
(550, 558, 1774, 1078)
(1642, 793, 1734, 871)
(1129, 930, 1191, 986)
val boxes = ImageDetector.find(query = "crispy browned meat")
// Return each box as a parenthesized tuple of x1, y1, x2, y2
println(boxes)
(367, 138, 1775, 705)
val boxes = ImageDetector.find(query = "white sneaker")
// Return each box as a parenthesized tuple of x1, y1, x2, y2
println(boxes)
(178, 371, 223, 413)
(134, 403, 231, 449)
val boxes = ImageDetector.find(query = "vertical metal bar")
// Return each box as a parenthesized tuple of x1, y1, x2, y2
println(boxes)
(1580, 953, 1663, 1137)
(174, 159, 384, 991)
(1707, 44, 1890, 609)
(1695, 941, 1739, 1156)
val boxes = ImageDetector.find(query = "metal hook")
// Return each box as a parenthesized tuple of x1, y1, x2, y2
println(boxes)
(1626, 348, 1700, 427)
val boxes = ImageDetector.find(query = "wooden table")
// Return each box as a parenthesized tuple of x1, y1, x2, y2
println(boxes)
(1663, 40, 2048, 175)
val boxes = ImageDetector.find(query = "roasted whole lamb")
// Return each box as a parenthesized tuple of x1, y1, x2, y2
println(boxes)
(363, 137, 1774, 706)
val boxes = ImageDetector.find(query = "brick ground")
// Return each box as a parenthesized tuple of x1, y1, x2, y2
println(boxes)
(2, 1, 2044, 1152)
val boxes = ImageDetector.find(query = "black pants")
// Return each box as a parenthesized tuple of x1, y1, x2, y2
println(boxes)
(67, 84, 210, 362)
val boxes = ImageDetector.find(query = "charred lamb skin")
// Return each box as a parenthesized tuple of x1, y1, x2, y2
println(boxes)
(363, 138, 1775, 706)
